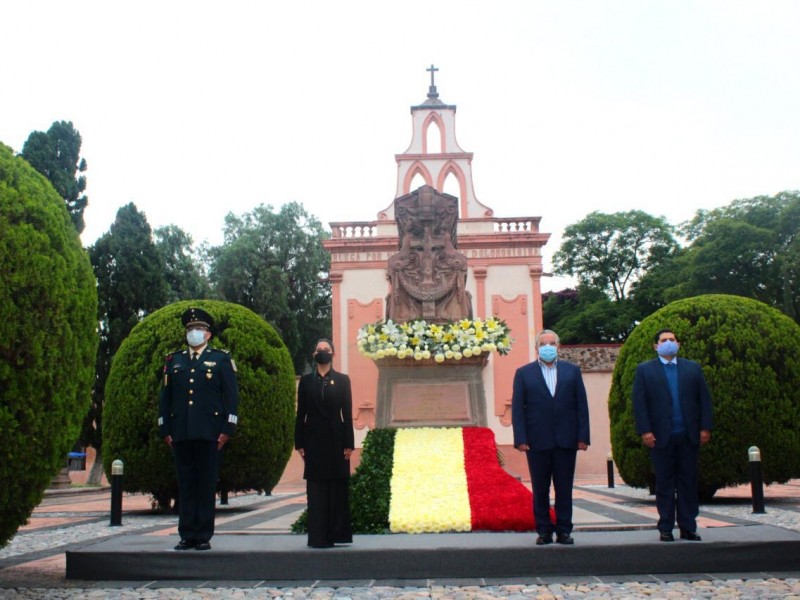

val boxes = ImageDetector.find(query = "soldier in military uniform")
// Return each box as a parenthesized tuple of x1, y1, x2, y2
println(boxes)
(158, 307, 239, 551)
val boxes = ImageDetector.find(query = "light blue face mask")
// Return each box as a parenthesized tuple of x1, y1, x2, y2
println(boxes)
(186, 329, 206, 347)
(656, 340, 679, 357)
(539, 344, 558, 362)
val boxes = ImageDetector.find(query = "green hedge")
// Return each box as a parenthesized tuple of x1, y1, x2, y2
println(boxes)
(0, 143, 98, 547)
(103, 300, 295, 508)
(609, 294, 800, 498)
(293, 427, 397, 534)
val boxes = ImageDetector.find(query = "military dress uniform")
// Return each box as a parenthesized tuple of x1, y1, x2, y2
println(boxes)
(158, 308, 239, 550)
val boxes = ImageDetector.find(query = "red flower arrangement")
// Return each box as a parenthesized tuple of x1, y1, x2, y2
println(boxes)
(463, 427, 555, 531)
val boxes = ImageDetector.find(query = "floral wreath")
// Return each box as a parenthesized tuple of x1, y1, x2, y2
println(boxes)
(356, 317, 512, 363)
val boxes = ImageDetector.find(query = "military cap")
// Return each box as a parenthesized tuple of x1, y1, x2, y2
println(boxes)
(181, 307, 214, 329)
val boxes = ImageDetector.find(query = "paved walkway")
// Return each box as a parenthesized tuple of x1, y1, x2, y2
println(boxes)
(1, 474, 800, 598)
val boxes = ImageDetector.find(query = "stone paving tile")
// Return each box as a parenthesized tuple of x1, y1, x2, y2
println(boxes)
(2, 482, 800, 598)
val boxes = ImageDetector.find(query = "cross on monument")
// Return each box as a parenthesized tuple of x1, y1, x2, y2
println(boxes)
(426, 64, 440, 99)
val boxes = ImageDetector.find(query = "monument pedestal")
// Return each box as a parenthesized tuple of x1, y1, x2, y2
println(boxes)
(375, 355, 488, 428)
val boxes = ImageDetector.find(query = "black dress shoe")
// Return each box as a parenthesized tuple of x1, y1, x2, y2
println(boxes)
(659, 531, 675, 542)
(195, 541, 212, 551)
(535, 534, 553, 545)
(680, 530, 702, 541)
(174, 539, 195, 551)
(556, 533, 575, 545)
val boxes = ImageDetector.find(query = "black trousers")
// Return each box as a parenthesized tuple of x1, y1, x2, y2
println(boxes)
(649, 433, 699, 533)
(526, 447, 578, 537)
(306, 479, 352, 547)
(173, 440, 220, 543)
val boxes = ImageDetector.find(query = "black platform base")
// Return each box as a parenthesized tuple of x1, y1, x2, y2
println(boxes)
(66, 525, 800, 581)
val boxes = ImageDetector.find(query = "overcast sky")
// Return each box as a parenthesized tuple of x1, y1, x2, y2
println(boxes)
(4, 1, 800, 292)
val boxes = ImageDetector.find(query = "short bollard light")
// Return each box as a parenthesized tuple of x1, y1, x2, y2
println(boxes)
(748, 446, 766, 514)
(606, 451, 615, 488)
(110, 459, 124, 526)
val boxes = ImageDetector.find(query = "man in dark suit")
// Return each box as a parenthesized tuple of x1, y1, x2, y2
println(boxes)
(512, 329, 590, 545)
(633, 328, 713, 542)
(159, 307, 239, 551)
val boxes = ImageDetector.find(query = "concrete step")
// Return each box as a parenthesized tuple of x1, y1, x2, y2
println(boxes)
(66, 525, 800, 581)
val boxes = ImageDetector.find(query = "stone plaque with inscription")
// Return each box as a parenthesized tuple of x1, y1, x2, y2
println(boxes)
(376, 357, 487, 428)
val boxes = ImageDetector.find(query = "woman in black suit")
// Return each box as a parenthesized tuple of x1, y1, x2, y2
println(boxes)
(294, 338, 355, 548)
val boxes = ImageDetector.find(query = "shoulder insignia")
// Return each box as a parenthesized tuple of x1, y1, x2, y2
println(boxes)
(230, 359, 237, 372)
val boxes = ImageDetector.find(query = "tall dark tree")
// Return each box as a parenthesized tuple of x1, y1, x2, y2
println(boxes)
(553, 210, 678, 301)
(667, 191, 800, 321)
(20, 121, 88, 233)
(154, 225, 212, 302)
(543, 286, 638, 343)
(84, 203, 169, 484)
(209, 202, 331, 373)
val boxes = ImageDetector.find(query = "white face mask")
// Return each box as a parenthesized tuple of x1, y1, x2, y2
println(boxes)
(186, 329, 206, 347)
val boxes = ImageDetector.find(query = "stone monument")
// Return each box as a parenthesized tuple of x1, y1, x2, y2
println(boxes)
(376, 186, 487, 428)
(386, 185, 472, 322)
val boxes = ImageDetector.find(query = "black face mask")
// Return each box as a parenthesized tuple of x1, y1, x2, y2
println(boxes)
(314, 351, 333, 365)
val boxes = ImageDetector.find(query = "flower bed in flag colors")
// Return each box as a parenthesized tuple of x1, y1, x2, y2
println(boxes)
(389, 427, 550, 533)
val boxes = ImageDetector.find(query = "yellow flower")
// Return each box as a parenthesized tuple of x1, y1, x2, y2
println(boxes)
(357, 318, 512, 363)
(389, 428, 471, 533)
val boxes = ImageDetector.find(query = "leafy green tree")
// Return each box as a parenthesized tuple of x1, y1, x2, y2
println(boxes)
(0, 143, 97, 547)
(84, 203, 169, 484)
(553, 210, 678, 301)
(20, 121, 88, 233)
(209, 202, 331, 373)
(543, 286, 638, 343)
(154, 225, 212, 302)
(628, 250, 687, 317)
(668, 191, 800, 321)
(103, 300, 296, 509)
(609, 295, 800, 500)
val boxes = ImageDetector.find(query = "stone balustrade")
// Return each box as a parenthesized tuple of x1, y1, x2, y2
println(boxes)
(330, 217, 541, 237)
(330, 222, 379, 238)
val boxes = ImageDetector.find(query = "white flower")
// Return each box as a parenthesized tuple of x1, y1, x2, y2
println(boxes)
(357, 318, 512, 363)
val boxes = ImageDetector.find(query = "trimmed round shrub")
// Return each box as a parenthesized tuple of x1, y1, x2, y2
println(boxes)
(103, 299, 295, 508)
(609, 294, 800, 499)
(0, 143, 98, 547)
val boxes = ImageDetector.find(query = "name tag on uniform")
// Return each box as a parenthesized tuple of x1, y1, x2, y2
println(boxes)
(203, 361, 217, 367)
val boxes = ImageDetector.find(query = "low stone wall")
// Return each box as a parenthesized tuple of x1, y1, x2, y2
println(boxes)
(559, 344, 621, 372)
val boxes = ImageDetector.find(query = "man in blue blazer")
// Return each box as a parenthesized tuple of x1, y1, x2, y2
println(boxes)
(512, 329, 590, 545)
(633, 328, 713, 542)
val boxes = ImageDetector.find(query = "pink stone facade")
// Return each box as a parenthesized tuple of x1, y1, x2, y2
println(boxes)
(322, 78, 620, 474)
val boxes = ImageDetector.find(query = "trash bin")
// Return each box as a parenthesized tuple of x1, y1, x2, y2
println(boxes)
(67, 451, 87, 471)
